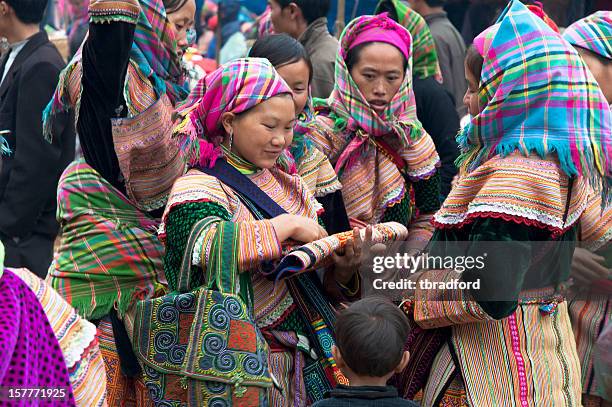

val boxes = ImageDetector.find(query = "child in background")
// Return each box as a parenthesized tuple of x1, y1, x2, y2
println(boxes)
(313, 296, 418, 406)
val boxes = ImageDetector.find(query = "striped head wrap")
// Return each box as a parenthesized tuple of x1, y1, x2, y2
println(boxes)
(459, 0, 612, 204)
(327, 13, 427, 173)
(43, 0, 188, 139)
(174, 58, 292, 167)
(563, 11, 612, 61)
(375, 0, 442, 82)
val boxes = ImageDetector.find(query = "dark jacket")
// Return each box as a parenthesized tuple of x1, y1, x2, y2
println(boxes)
(312, 385, 420, 407)
(424, 11, 467, 117)
(299, 17, 339, 99)
(0, 31, 75, 239)
(413, 76, 460, 199)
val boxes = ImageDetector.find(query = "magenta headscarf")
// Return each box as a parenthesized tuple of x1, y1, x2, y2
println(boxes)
(174, 58, 293, 167)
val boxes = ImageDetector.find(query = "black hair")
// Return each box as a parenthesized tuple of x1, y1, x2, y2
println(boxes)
(249, 34, 314, 83)
(375, 0, 399, 22)
(424, 0, 446, 7)
(345, 42, 408, 73)
(5, 0, 48, 24)
(163, 0, 189, 14)
(276, 0, 330, 25)
(465, 44, 484, 80)
(335, 296, 409, 377)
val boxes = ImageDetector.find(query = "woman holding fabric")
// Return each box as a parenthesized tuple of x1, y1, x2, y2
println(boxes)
(401, 1, 611, 405)
(161, 58, 394, 405)
(42, 0, 196, 403)
(309, 13, 442, 252)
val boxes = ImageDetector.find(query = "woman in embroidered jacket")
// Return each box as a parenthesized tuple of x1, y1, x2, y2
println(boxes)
(247, 34, 370, 301)
(401, 1, 612, 405)
(162, 58, 371, 405)
(564, 12, 612, 407)
(308, 14, 442, 252)
(42, 0, 196, 403)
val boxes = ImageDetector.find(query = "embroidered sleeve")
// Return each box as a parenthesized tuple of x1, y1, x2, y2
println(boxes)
(579, 191, 612, 252)
(164, 201, 283, 290)
(407, 214, 435, 244)
(89, 0, 140, 24)
(413, 269, 493, 328)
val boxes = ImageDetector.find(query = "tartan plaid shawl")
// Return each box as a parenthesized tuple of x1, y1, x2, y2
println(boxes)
(174, 58, 292, 167)
(375, 0, 442, 82)
(564, 11, 612, 61)
(48, 160, 166, 320)
(459, 0, 612, 205)
(324, 14, 430, 173)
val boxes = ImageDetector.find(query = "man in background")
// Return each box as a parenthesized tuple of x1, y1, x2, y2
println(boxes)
(0, 0, 75, 277)
(269, 0, 338, 98)
(408, 0, 467, 116)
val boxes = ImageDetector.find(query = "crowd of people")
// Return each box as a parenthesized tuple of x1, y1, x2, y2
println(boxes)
(0, 0, 611, 406)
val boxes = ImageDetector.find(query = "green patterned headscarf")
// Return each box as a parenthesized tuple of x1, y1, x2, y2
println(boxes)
(376, 0, 442, 82)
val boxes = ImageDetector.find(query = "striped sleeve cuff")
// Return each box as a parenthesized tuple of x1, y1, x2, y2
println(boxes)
(414, 269, 491, 328)
(237, 220, 283, 271)
(89, 0, 140, 24)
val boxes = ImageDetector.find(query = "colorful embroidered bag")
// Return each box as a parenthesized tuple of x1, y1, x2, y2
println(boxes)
(132, 217, 272, 406)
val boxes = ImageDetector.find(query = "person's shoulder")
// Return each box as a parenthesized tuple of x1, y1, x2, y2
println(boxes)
(21, 43, 65, 75)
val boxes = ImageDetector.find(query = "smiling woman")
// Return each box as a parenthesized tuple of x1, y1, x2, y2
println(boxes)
(160, 58, 351, 405)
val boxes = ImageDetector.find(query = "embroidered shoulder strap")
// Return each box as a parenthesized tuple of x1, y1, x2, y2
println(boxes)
(197, 159, 288, 219)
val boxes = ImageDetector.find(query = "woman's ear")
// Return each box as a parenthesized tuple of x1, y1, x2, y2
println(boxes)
(220, 112, 236, 135)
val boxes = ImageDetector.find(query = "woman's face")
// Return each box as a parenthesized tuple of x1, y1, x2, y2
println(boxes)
(463, 60, 481, 117)
(222, 95, 296, 169)
(275, 60, 311, 115)
(578, 48, 612, 105)
(349, 42, 405, 116)
(167, 0, 196, 55)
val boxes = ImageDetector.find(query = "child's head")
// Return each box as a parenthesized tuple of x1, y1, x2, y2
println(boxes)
(463, 45, 484, 116)
(249, 34, 313, 115)
(333, 296, 410, 381)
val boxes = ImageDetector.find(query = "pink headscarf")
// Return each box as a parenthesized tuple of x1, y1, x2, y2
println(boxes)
(174, 58, 292, 167)
(348, 13, 411, 61)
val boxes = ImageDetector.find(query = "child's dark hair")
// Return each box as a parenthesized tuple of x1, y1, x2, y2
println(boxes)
(275, 0, 331, 25)
(249, 34, 314, 83)
(335, 296, 409, 377)
(346, 42, 408, 73)
(5, 0, 48, 24)
(465, 44, 484, 80)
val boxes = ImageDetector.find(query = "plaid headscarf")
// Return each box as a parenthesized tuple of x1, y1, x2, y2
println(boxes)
(174, 58, 292, 167)
(44, 0, 188, 139)
(323, 14, 432, 173)
(564, 11, 612, 61)
(375, 0, 442, 82)
(459, 0, 612, 204)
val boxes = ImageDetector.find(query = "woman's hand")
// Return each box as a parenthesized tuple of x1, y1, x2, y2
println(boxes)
(332, 226, 373, 285)
(571, 247, 609, 287)
(271, 214, 327, 244)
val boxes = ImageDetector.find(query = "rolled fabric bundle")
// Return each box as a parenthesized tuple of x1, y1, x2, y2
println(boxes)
(269, 222, 408, 280)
